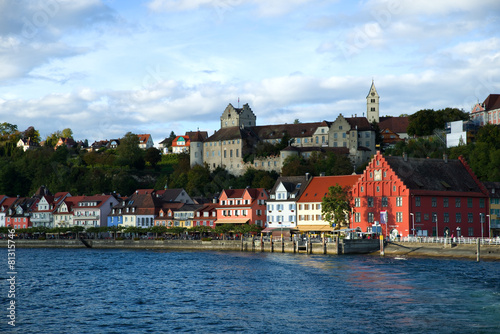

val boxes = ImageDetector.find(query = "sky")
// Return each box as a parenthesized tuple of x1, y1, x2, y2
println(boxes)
(1, 0, 499, 145)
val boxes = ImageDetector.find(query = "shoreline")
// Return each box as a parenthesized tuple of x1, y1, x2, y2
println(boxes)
(380, 241, 500, 261)
(2, 239, 500, 260)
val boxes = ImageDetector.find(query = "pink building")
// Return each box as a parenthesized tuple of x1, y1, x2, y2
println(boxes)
(216, 188, 269, 227)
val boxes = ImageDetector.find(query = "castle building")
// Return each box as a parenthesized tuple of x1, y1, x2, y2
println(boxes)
(191, 83, 380, 175)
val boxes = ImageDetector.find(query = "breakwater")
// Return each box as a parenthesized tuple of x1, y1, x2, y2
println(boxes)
(0, 238, 380, 255)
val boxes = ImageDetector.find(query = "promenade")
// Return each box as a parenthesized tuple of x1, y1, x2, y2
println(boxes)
(383, 237, 500, 261)
(2, 236, 500, 260)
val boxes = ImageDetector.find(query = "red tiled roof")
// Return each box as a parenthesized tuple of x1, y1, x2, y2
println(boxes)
(186, 131, 208, 142)
(137, 134, 151, 144)
(483, 94, 500, 111)
(379, 117, 410, 134)
(298, 175, 360, 202)
(172, 136, 190, 147)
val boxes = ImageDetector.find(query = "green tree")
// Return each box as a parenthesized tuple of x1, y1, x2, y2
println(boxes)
(150, 225, 168, 238)
(281, 155, 311, 176)
(186, 164, 211, 196)
(62, 128, 73, 139)
(321, 184, 353, 230)
(371, 121, 384, 150)
(115, 132, 145, 169)
(407, 108, 469, 137)
(407, 109, 438, 136)
(162, 131, 177, 151)
(22, 126, 41, 143)
(0, 123, 18, 136)
(144, 147, 161, 167)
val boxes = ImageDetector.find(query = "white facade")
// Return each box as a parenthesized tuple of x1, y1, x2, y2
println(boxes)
(446, 121, 468, 148)
(267, 182, 299, 229)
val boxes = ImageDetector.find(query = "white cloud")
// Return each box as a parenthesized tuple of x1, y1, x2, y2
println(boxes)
(147, 0, 315, 16)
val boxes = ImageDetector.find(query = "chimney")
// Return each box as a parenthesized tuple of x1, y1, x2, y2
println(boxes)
(320, 172, 325, 177)
(443, 153, 448, 163)
(305, 173, 310, 181)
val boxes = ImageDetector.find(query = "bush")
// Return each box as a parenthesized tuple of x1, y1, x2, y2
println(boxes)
(38, 237, 46, 240)
(201, 237, 212, 241)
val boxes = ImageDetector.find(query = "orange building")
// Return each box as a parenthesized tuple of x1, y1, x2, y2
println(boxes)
(296, 174, 360, 233)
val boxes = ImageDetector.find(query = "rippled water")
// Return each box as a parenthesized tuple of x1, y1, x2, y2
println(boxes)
(1, 248, 499, 333)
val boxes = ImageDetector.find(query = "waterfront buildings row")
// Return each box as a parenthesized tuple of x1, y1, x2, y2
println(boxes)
(1, 152, 499, 238)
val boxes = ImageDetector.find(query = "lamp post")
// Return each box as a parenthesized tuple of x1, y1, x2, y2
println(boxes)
(487, 214, 491, 239)
(480, 213, 484, 240)
(410, 213, 415, 238)
(433, 213, 438, 238)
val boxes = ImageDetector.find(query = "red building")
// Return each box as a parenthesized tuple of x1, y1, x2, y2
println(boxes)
(193, 203, 218, 228)
(352, 152, 489, 238)
(5, 197, 38, 229)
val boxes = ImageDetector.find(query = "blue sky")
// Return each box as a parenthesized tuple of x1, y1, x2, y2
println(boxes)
(1, 0, 499, 144)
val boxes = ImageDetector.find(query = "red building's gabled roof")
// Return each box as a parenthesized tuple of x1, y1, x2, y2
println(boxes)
(298, 175, 360, 202)
(483, 94, 500, 111)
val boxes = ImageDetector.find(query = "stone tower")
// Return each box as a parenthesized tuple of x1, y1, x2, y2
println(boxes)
(220, 103, 256, 129)
(366, 80, 380, 123)
(189, 131, 205, 167)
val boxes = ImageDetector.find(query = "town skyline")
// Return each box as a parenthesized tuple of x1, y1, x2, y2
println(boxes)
(0, 1, 499, 144)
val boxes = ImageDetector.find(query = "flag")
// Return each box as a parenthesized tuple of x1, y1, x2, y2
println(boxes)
(380, 211, 387, 224)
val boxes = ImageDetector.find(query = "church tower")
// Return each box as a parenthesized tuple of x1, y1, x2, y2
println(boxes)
(366, 80, 380, 123)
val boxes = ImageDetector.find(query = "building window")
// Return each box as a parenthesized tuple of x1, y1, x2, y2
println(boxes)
(443, 197, 448, 208)
(455, 198, 461, 208)
(396, 197, 403, 207)
(467, 198, 473, 208)
(443, 213, 449, 223)
(376, 186, 380, 192)
(382, 197, 388, 207)
(396, 212, 403, 222)
(368, 212, 374, 222)
(355, 198, 360, 207)
(415, 197, 420, 207)
(360, 186, 364, 193)
(432, 197, 437, 207)
(468, 213, 473, 223)
(355, 212, 360, 222)
(367, 197, 374, 207)
(415, 212, 421, 223)
(456, 213, 462, 223)
(468, 227, 474, 237)
(480, 198, 485, 208)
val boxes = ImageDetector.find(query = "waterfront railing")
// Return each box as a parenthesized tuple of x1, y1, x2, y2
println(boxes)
(400, 236, 500, 245)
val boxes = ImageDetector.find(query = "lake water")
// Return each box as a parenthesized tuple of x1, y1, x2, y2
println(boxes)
(1, 248, 499, 333)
